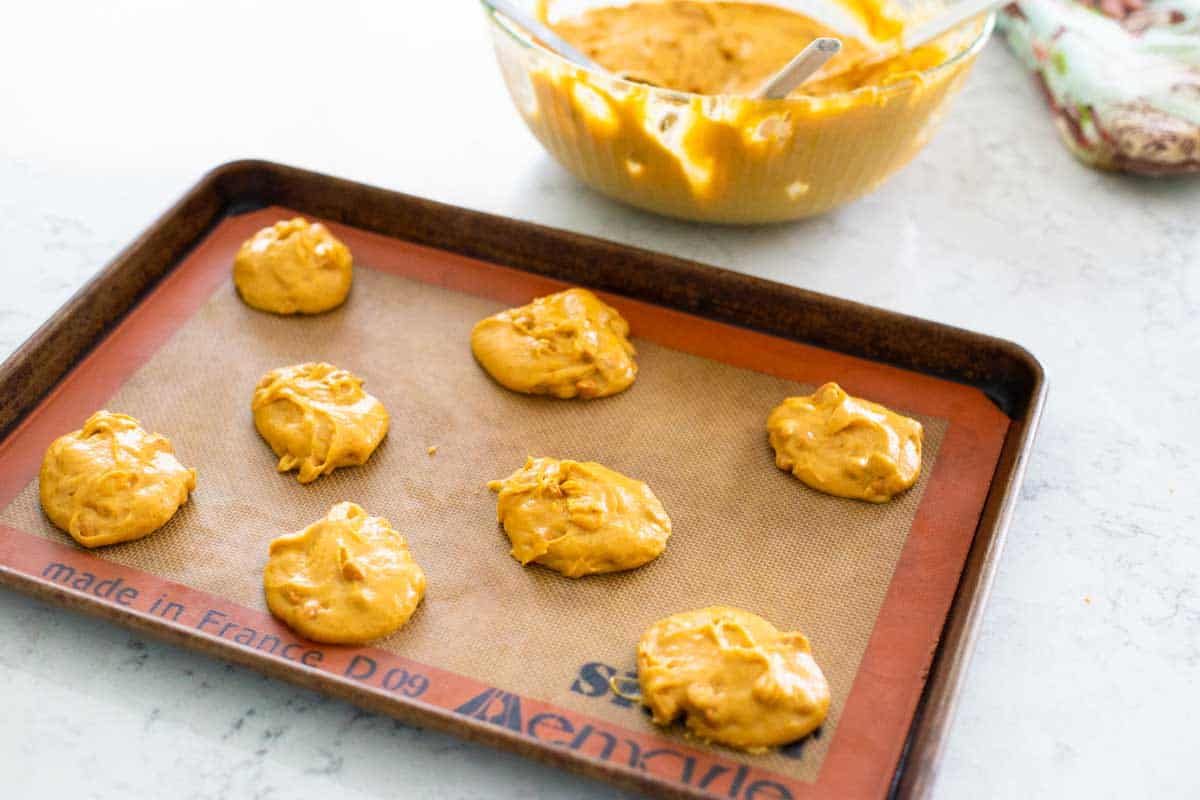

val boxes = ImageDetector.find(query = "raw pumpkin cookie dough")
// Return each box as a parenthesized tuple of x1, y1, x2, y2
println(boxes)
(263, 501, 426, 644)
(470, 288, 637, 399)
(487, 456, 671, 577)
(252, 362, 389, 484)
(39, 410, 196, 548)
(638, 606, 831, 751)
(550, 0, 940, 96)
(767, 381, 923, 503)
(233, 217, 353, 314)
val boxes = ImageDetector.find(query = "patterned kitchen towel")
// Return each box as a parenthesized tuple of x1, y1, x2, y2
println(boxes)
(999, 0, 1200, 174)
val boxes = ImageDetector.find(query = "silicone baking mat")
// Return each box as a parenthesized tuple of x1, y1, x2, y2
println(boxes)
(0, 207, 1008, 799)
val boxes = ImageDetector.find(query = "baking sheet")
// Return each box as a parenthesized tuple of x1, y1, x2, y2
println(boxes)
(0, 207, 1009, 799)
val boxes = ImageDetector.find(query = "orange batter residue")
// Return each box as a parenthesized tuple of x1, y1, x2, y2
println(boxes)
(638, 606, 831, 751)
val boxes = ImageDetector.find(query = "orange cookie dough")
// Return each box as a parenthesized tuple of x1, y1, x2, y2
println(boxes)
(487, 456, 670, 577)
(550, 0, 936, 97)
(638, 606, 830, 751)
(252, 362, 389, 484)
(39, 411, 196, 548)
(263, 502, 426, 644)
(767, 382, 922, 503)
(470, 288, 637, 399)
(233, 217, 353, 314)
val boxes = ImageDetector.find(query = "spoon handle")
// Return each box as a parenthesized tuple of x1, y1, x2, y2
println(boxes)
(753, 37, 844, 99)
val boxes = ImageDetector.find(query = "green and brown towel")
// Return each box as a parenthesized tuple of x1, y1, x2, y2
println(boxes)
(1000, 0, 1200, 174)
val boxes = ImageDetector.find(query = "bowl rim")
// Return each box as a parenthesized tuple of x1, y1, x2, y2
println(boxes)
(481, 0, 996, 103)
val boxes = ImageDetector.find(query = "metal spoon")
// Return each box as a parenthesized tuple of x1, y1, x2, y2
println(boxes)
(481, 0, 607, 73)
(786, 0, 1004, 90)
(753, 38, 844, 99)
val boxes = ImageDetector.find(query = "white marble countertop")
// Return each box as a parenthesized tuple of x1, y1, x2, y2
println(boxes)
(2, 2, 1198, 798)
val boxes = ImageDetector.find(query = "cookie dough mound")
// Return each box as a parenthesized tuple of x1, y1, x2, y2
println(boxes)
(638, 606, 831, 751)
(252, 362, 389, 484)
(263, 502, 426, 644)
(767, 382, 923, 503)
(487, 456, 670, 577)
(471, 288, 637, 399)
(233, 217, 353, 314)
(39, 411, 196, 548)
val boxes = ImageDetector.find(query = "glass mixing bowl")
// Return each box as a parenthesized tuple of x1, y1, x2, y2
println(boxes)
(484, 0, 994, 223)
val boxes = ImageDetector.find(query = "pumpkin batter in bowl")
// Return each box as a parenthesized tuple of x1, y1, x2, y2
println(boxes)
(263, 501, 426, 644)
(487, 456, 671, 577)
(39, 411, 196, 548)
(767, 381, 923, 502)
(638, 606, 831, 751)
(550, 0, 942, 95)
(486, 0, 992, 222)
(471, 288, 637, 399)
(252, 362, 390, 484)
